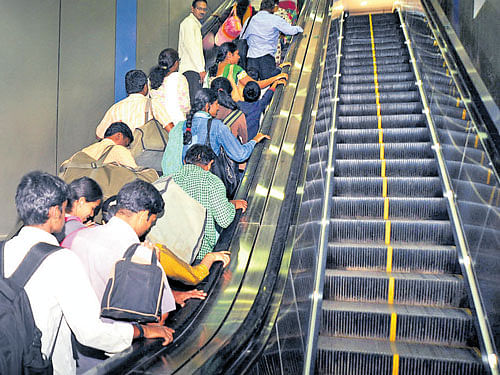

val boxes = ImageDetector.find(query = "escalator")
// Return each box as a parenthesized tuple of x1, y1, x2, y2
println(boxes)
(313, 12, 484, 374)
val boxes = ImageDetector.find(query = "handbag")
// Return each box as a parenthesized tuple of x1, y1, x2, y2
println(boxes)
(59, 145, 159, 203)
(147, 176, 207, 264)
(129, 98, 169, 173)
(101, 244, 164, 323)
(235, 11, 255, 70)
(205, 119, 240, 199)
(215, 5, 242, 46)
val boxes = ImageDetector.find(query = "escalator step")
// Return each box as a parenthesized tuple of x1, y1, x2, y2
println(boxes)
(344, 48, 409, 60)
(324, 269, 464, 306)
(334, 159, 438, 177)
(333, 177, 443, 197)
(316, 336, 483, 375)
(327, 243, 458, 273)
(339, 91, 419, 104)
(342, 54, 408, 67)
(337, 114, 426, 129)
(335, 142, 433, 159)
(338, 102, 422, 115)
(340, 71, 415, 84)
(336, 128, 430, 143)
(342, 63, 410, 75)
(442, 144, 486, 165)
(340, 81, 416, 93)
(329, 218, 454, 245)
(330, 197, 448, 219)
(322, 301, 473, 345)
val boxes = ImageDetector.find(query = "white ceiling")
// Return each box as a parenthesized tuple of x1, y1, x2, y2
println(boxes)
(334, 0, 397, 14)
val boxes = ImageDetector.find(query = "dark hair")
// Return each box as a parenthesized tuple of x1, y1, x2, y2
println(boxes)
(243, 81, 261, 102)
(184, 144, 216, 166)
(209, 42, 238, 76)
(149, 66, 167, 90)
(15, 171, 70, 226)
(260, 0, 277, 11)
(211, 76, 233, 94)
(67, 177, 103, 214)
(192, 0, 207, 8)
(104, 121, 134, 144)
(116, 180, 164, 218)
(158, 48, 179, 71)
(211, 77, 238, 109)
(101, 195, 118, 223)
(236, 0, 250, 21)
(125, 69, 147, 95)
(184, 88, 218, 145)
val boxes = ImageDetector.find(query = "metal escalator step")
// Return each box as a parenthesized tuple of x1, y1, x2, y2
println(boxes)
(321, 301, 473, 345)
(433, 114, 470, 132)
(337, 114, 425, 129)
(342, 54, 408, 67)
(316, 336, 483, 375)
(343, 41, 404, 53)
(340, 71, 414, 84)
(343, 35, 402, 45)
(338, 102, 422, 115)
(323, 269, 464, 306)
(333, 177, 443, 197)
(340, 81, 416, 93)
(330, 197, 448, 220)
(329, 218, 454, 245)
(442, 144, 486, 165)
(452, 179, 499, 205)
(445, 160, 494, 184)
(339, 91, 419, 104)
(327, 243, 458, 273)
(344, 48, 409, 60)
(430, 103, 470, 120)
(335, 142, 432, 159)
(334, 159, 438, 177)
(336, 128, 430, 143)
(342, 63, 410, 75)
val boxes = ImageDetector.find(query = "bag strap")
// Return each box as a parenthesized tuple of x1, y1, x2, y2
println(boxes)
(0, 241, 5, 278)
(223, 109, 243, 128)
(240, 10, 255, 39)
(123, 243, 157, 264)
(204, 118, 213, 149)
(9, 242, 62, 288)
(97, 144, 115, 163)
(157, 176, 172, 195)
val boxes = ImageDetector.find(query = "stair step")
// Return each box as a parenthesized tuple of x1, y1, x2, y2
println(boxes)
(316, 336, 483, 375)
(321, 301, 474, 344)
(327, 243, 458, 273)
(324, 270, 465, 306)
(334, 159, 438, 177)
(333, 177, 443, 197)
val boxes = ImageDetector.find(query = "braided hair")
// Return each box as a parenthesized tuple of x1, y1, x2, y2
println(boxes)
(184, 88, 218, 145)
(208, 42, 238, 77)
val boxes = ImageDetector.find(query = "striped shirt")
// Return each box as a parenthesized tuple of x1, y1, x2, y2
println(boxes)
(96, 93, 172, 139)
(172, 164, 236, 259)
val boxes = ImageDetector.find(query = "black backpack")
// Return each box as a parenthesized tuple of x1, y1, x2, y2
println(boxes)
(0, 241, 62, 375)
(205, 119, 240, 199)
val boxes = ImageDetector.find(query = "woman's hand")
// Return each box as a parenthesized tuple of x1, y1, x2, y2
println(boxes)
(252, 133, 271, 143)
(172, 289, 207, 307)
(230, 199, 248, 213)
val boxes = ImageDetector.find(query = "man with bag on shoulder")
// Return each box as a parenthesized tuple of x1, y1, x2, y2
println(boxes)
(66, 122, 138, 169)
(2, 171, 173, 375)
(95, 70, 173, 139)
(172, 144, 248, 262)
(241, 0, 303, 80)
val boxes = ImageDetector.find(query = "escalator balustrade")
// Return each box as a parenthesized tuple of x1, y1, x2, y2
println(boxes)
(315, 13, 485, 375)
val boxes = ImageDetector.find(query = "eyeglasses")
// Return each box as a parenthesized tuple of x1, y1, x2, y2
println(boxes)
(196, 6, 207, 11)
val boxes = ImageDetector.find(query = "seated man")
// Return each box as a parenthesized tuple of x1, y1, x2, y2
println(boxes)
(65, 121, 138, 168)
(95, 69, 173, 139)
(2, 171, 172, 375)
(171, 144, 248, 261)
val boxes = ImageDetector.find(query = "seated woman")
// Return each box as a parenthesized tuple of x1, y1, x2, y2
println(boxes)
(209, 42, 287, 101)
(56, 177, 102, 248)
(182, 88, 269, 163)
(150, 48, 191, 124)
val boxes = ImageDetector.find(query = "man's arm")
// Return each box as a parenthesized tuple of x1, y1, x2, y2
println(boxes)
(209, 178, 236, 229)
(274, 15, 303, 36)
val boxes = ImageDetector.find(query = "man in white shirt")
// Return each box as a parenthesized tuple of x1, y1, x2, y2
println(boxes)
(96, 70, 173, 139)
(178, 0, 208, 102)
(3, 172, 173, 375)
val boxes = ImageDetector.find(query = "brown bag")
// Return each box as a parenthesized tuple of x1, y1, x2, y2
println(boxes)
(129, 98, 169, 173)
(59, 145, 158, 202)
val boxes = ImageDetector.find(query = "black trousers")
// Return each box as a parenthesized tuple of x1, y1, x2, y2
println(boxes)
(183, 70, 203, 107)
(247, 54, 281, 80)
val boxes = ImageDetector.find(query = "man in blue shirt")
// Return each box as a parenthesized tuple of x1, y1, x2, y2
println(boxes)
(241, 0, 303, 80)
